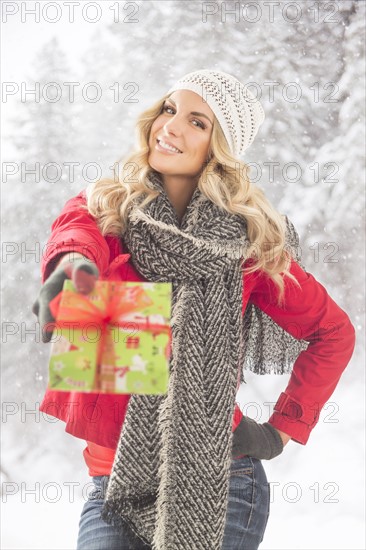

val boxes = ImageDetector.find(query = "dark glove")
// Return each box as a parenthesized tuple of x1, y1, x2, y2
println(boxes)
(232, 415, 284, 460)
(32, 256, 99, 343)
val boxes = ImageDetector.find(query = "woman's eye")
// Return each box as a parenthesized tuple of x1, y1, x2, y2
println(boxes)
(193, 119, 206, 129)
(163, 105, 206, 129)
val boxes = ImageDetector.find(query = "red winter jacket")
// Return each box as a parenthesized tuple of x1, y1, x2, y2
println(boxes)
(38, 190, 356, 454)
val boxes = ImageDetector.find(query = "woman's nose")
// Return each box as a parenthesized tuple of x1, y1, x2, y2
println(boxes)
(163, 115, 182, 136)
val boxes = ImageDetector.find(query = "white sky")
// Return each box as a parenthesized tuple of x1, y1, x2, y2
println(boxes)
(1, 1, 111, 158)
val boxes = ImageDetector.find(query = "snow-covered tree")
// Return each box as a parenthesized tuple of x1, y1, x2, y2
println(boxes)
(2, 38, 80, 472)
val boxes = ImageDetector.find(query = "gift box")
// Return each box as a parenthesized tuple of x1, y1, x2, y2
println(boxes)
(47, 280, 172, 395)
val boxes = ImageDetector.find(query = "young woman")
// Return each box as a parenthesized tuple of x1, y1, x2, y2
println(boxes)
(33, 70, 356, 550)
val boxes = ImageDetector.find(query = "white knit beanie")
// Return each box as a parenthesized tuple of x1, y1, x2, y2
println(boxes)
(167, 69, 265, 157)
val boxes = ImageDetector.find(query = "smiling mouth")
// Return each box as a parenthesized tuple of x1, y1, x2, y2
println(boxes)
(156, 139, 182, 154)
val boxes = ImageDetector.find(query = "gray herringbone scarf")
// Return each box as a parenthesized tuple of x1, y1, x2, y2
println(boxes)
(101, 171, 308, 549)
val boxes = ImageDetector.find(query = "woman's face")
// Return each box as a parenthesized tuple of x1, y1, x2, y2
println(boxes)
(148, 89, 214, 181)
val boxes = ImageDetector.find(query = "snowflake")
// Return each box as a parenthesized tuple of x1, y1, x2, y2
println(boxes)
(53, 361, 65, 372)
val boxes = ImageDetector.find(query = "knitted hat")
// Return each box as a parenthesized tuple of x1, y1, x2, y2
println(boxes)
(166, 69, 265, 157)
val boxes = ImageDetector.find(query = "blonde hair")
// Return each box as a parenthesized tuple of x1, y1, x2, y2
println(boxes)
(86, 92, 300, 305)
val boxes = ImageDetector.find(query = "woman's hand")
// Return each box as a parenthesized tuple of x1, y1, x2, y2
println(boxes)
(32, 253, 99, 343)
(232, 415, 285, 460)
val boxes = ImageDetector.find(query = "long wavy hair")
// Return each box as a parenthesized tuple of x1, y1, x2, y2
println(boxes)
(86, 92, 300, 304)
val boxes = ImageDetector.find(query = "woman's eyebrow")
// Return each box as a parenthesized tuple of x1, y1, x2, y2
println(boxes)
(165, 97, 213, 126)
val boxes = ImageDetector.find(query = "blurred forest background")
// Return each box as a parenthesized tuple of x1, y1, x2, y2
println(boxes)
(2, 1, 365, 548)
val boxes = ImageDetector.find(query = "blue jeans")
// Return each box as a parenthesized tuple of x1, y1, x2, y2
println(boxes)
(77, 456, 270, 549)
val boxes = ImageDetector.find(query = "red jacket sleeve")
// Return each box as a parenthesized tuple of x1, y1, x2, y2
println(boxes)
(248, 260, 356, 444)
(41, 190, 111, 283)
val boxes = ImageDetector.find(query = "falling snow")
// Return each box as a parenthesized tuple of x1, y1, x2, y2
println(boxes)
(2, 1, 365, 549)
